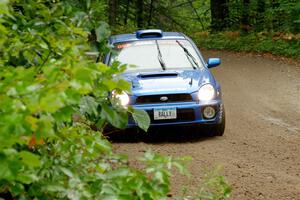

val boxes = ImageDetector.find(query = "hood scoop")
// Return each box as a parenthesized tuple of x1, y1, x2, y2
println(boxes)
(138, 72, 178, 79)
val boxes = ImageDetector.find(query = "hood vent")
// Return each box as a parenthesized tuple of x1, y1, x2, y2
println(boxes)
(139, 72, 178, 78)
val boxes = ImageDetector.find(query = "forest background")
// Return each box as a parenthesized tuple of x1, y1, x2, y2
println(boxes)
(108, 0, 300, 58)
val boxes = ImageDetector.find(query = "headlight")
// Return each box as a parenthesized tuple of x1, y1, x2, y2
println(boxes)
(112, 91, 130, 106)
(198, 84, 215, 101)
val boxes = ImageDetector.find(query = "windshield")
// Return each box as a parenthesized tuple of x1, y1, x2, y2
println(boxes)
(109, 39, 204, 71)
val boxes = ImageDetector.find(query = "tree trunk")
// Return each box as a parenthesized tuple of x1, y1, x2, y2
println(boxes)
(108, 0, 117, 26)
(210, 0, 229, 31)
(136, 0, 144, 29)
(124, 0, 130, 25)
(271, 0, 280, 31)
(256, 0, 265, 31)
(148, 0, 154, 26)
(241, 0, 251, 32)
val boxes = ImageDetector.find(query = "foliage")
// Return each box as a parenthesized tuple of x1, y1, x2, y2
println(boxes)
(106, 0, 300, 34)
(105, 0, 300, 58)
(0, 1, 192, 199)
(176, 167, 231, 200)
(0, 0, 233, 199)
(107, 0, 211, 34)
(194, 31, 300, 59)
(195, 167, 231, 200)
(227, 0, 300, 33)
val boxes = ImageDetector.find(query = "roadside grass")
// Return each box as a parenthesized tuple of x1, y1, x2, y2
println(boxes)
(192, 32, 300, 59)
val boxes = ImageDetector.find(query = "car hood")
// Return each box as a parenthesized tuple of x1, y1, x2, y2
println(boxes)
(121, 69, 214, 96)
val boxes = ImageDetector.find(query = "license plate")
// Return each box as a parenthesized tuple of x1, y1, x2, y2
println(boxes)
(153, 108, 177, 120)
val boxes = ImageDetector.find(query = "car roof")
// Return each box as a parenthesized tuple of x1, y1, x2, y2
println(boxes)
(109, 29, 186, 44)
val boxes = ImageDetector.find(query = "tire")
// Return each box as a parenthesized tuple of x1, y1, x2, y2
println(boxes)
(209, 106, 225, 136)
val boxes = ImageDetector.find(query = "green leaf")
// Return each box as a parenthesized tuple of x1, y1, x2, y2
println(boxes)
(44, 184, 66, 192)
(53, 106, 74, 123)
(86, 0, 91, 9)
(11, 183, 25, 196)
(60, 167, 74, 178)
(0, 0, 9, 15)
(103, 79, 117, 91)
(95, 22, 110, 43)
(0, 154, 13, 180)
(106, 168, 131, 179)
(16, 173, 38, 184)
(39, 93, 65, 113)
(100, 104, 127, 129)
(131, 109, 150, 132)
(74, 67, 93, 83)
(19, 151, 40, 167)
(116, 79, 131, 91)
(80, 96, 99, 116)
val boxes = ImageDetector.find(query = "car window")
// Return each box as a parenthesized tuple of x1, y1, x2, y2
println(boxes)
(109, 39, 204, 71)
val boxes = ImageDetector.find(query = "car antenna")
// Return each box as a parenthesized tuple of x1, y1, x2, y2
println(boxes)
(189, 77, 193, 85)
(155, 40, 166, 70)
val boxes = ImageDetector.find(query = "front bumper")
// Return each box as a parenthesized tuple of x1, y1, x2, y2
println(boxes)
(128, 100, 223, 128)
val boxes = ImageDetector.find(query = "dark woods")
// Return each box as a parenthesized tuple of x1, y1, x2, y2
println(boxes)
(107, 0, 300, 34)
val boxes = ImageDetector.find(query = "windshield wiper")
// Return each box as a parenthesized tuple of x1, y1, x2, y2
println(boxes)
(176, 40, 198, 69)
(155, 40, 166, 70)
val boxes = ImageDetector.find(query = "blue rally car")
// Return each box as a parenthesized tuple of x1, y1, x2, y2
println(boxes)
(105, 29, 225, 136)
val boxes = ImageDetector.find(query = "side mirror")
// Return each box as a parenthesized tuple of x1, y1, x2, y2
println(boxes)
(207, 58, 221, 68)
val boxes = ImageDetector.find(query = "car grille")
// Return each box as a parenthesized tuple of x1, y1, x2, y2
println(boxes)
(147, 108, 195, 124)
(135, 94, 193, 104)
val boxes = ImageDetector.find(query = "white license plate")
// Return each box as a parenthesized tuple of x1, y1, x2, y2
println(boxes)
(153, 108, 177, 120)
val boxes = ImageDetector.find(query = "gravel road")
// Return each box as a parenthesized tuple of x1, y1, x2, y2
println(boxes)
(113, 50, 300, 200)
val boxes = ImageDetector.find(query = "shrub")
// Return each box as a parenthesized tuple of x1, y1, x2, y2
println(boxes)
(194, 32, 300, 59)
(0, 1, 230, 199)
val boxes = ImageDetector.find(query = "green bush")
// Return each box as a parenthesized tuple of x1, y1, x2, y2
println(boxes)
(0, 1, 230, 199)
(0, 1, 186, 199)
(194, 32, 300, 59)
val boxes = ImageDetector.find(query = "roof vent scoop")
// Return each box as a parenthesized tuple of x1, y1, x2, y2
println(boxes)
(136, 29, 163, 39)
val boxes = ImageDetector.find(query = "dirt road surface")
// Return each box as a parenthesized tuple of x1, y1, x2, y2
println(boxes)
(113, 50, 300, 200)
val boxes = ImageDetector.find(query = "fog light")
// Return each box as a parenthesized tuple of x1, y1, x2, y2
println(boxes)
(203, 106, 216, 119)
